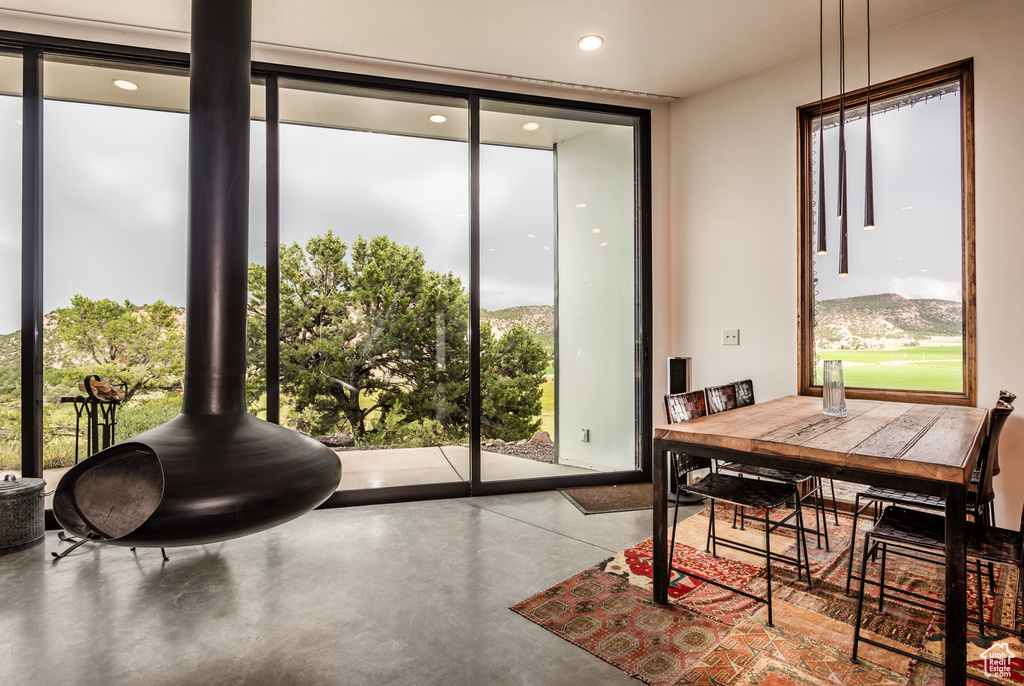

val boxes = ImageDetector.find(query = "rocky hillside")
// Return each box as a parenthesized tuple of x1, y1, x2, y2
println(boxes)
(481, 305, 554, 353)
(815, 293, 961, 349)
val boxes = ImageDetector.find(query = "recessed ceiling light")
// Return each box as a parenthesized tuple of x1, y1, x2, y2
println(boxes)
(592, 228, 601, 234)
(428, 114, 447, 123)
(522, 122, 540, 131)
(542, 246, 551, 251)
(113, 79, 138, 91)
(600, 242, 609, 247)
(576, 203, 587, 208)
(578, 35, 604, 51)
(526, 233, 535, 238)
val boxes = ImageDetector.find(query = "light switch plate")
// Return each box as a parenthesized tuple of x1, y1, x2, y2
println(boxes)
(722, 329, 740, 346)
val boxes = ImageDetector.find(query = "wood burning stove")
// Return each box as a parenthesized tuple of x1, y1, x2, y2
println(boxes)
(53, 0, 341, 549)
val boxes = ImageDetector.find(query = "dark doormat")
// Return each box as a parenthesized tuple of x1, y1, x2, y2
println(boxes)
(558, 483, 653, 515)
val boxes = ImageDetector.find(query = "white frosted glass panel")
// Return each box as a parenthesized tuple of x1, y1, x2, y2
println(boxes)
(555, 126, 637, 471)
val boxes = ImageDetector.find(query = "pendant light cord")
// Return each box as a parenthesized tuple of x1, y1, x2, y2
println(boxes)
(866, 0, 870, 103)
(838, 0, 849, 275)
(816, 0, 827, 255)
(863, 0, 875, 231)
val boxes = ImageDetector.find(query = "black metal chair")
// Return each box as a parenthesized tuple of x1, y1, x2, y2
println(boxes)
(709, 381, 839, 550)
(665, 390, 811, 627)
(844, 390, 1017, 595)
(851, 396, 1016, 670)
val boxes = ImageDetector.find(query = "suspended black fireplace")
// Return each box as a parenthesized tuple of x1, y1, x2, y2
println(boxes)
(53, 0, 341, 548)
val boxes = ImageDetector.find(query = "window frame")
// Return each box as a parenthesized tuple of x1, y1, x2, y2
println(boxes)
(797, 59, 976, 407)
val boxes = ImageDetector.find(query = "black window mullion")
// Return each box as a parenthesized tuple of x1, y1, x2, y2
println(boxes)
(265, 73, 280, 424)
(21, 47, 43, 478)
(469, 95, 481, 490)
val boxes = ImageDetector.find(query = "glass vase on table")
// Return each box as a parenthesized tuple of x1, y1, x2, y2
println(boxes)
(823, 360, 847, 417)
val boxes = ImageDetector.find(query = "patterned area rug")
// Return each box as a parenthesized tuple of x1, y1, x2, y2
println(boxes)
(511, 505, 1023, 685)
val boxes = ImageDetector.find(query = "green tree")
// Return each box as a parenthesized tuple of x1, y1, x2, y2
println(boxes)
(480, 321, 546, 440)
(247, 232, 546, 442)
(54, 295, 185, 401)
(249, 232, 468, 438)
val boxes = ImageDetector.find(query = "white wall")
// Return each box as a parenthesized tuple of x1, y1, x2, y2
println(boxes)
(668, 0, 1024, 524)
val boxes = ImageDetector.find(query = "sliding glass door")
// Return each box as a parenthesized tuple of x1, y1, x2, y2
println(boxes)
(276, 81, 471, 492)
(479, 101, 641, 482)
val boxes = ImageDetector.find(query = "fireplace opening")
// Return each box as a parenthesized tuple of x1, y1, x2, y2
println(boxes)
(55, 444, 163, 540)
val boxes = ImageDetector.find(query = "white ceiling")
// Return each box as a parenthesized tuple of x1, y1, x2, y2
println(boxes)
(0, 0, 975, 98)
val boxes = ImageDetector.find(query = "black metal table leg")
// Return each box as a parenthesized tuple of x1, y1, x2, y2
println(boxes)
(945, 484, 967, 686)
(653, 439, 668, 605)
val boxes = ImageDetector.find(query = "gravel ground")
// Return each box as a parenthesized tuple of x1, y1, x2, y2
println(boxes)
(481, 441, 556, 464)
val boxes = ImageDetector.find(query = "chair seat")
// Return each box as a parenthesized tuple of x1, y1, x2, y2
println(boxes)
(681, 472, 797, 510)
(869, 505, 1024, 566)
(719, 462, 813, 484)
(860, 486, 981, 515)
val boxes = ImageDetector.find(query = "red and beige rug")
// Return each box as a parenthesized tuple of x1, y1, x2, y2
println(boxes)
(511, 505, 1024, 685)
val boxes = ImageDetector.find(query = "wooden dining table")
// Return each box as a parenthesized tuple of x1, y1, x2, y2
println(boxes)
(652, 395, 989, 686)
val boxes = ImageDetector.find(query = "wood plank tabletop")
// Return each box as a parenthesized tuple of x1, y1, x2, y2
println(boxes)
(654, 395, 989, 485)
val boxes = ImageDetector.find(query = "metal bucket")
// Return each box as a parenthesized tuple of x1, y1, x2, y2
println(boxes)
(0, 474, 45, 554)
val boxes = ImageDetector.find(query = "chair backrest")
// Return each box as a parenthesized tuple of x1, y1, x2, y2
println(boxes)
(975, 393, 1015, 515)
(992, 390, 1017, 475)
(665, 390, 707, 424)
(664, 390, 711, 475)
(705, 383, 738, 415)
(732, 379, 755, 408)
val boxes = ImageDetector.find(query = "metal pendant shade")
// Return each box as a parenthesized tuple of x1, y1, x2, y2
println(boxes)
(53, 0, 341, 548)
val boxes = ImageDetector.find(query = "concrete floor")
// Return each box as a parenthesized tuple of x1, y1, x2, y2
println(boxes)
(0, 491, 705, 686)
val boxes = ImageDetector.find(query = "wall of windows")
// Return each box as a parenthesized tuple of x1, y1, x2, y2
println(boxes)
(2, 36, 652, 506)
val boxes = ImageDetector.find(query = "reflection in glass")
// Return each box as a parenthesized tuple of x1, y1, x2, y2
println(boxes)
(0, 54, 21, 472)
(42, 58, 190, 478)
(276, 82, 469, 491)
(480, 100, 640, 480)
(812, 83, 963, 393)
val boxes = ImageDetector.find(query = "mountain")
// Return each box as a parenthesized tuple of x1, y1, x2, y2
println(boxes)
(815, 293, 961, 348)
(481, 305, 554, 353)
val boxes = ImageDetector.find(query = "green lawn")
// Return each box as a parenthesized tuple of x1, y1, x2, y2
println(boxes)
(815, 346, 963, 392)
(540, 376, 554, 439)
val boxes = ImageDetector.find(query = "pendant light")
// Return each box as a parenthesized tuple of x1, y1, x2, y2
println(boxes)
(837, 0, 849, 276)
(816, 0, 827, 255)
(863, 0, 875, 230)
